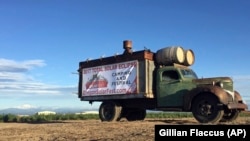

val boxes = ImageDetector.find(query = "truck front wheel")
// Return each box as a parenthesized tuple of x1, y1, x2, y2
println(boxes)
(192, 93, 224, 123)
(99, 101, 122, 122)
(220, 109, 239, 122)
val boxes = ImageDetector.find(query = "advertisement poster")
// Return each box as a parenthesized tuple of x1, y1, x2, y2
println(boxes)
(82, 60, 138, 96)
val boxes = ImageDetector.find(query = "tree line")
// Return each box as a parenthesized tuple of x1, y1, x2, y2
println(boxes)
(0, 112, 249, 123)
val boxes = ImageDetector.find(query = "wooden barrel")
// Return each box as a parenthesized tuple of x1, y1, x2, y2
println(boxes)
(155, 46, 185, 65)
(183, 49, 195, 66)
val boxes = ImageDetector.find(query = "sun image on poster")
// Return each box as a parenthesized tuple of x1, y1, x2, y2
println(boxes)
(82, 60, 138, 96)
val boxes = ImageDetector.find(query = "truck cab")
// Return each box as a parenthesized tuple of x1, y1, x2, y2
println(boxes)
(156, 64, 248, 123)
(156, 65, 197, 108)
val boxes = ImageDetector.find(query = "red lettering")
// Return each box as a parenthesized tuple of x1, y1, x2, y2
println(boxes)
(118, 61, 137, 69)
(83, 69, 91, 74)
(105, 65, 117, 71)
(118, 64, 125, 69)
(92, 67, 103, 73)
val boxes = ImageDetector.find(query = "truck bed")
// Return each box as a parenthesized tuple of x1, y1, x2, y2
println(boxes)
(78, 50, 156, 101)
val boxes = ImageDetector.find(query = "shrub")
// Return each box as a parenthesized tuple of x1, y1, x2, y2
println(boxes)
(3, 114, 17, 122)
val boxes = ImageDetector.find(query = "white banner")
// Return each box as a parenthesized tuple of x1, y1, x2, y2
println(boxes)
(82, 60, 138, 96)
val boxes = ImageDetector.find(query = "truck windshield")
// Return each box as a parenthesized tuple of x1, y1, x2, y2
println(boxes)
(180, 69, 198, 79)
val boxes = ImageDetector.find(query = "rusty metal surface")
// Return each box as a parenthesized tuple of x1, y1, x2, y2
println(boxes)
(183, 85, 232, 111)
(79, 50, 154, 69)
(123, 40, 132, 48)
(77, 40, 247, 117)
(234, 90, 243, 101)
(227, 103, 248, 110)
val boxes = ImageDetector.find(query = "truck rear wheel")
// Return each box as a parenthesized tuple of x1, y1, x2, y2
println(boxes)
(192, 93, 224, 123)
(125, 108, 146, 121)
(99, 101, 122, 122)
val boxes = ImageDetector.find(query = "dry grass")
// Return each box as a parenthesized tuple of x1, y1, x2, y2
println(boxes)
(0, 116, 249, 141)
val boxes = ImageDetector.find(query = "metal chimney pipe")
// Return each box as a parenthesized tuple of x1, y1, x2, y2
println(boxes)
(123, 40, 132, 49)
(123, 40, 133, 54)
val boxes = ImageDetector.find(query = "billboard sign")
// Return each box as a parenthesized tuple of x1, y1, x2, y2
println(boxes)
(82, 60, 138, 96)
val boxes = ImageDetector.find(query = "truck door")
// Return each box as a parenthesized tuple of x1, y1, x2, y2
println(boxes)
(157, 69, 184, 107)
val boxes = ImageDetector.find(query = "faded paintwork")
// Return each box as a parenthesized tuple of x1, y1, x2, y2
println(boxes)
(155, 65, 247, 111)
(77, 40, 248, 123)
(78, 49, 248, 111)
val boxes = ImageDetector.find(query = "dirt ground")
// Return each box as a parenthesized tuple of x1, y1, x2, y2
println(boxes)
(0, 117, 249, 141)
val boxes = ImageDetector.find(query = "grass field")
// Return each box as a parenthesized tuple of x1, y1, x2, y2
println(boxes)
(1, 111, 249, 123)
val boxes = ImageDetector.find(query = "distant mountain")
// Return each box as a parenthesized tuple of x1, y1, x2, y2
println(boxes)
(0, 108, 39, 115)
(0, 107, 98, 115)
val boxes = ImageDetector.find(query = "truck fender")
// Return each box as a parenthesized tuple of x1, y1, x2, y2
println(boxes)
(234, 90, 242, 102)
(183, 85, 230, 111)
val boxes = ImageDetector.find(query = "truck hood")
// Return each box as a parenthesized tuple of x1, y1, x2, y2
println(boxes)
(192, 77, 234, 97)
(192, 77, 233, 84)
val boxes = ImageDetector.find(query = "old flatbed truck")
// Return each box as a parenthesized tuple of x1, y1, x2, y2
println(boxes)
(77, 40, 248, 123)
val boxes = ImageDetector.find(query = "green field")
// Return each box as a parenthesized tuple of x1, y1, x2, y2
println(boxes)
(1, 111, 249, 123)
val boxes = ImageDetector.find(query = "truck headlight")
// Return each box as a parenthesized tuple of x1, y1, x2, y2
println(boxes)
(216, 82, 223, 88)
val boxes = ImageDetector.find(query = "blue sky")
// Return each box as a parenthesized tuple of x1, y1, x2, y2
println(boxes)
(0, 0, 249, 110)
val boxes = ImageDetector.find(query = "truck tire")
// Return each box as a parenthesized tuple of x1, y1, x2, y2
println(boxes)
(220, 91, 240, 122)
(220, 109, 239, 122)
(125, 108, 146, 121)
(99, 101, 122, 122)
(191, 93, 224, 123)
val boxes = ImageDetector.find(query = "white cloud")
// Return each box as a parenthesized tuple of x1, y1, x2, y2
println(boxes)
(15, 104, 37, 109)
(0, 81, 76, 95)
(0, 58, 76, 96)
(0, 72, 32, 82)
(0, 58, 46, 72)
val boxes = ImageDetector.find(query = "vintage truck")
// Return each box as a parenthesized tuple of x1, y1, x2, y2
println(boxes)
(77, 40, 248, 123)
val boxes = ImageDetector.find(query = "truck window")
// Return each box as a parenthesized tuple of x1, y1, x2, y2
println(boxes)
(162, 70, 179, 81)
(180, 69, 198, 79)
